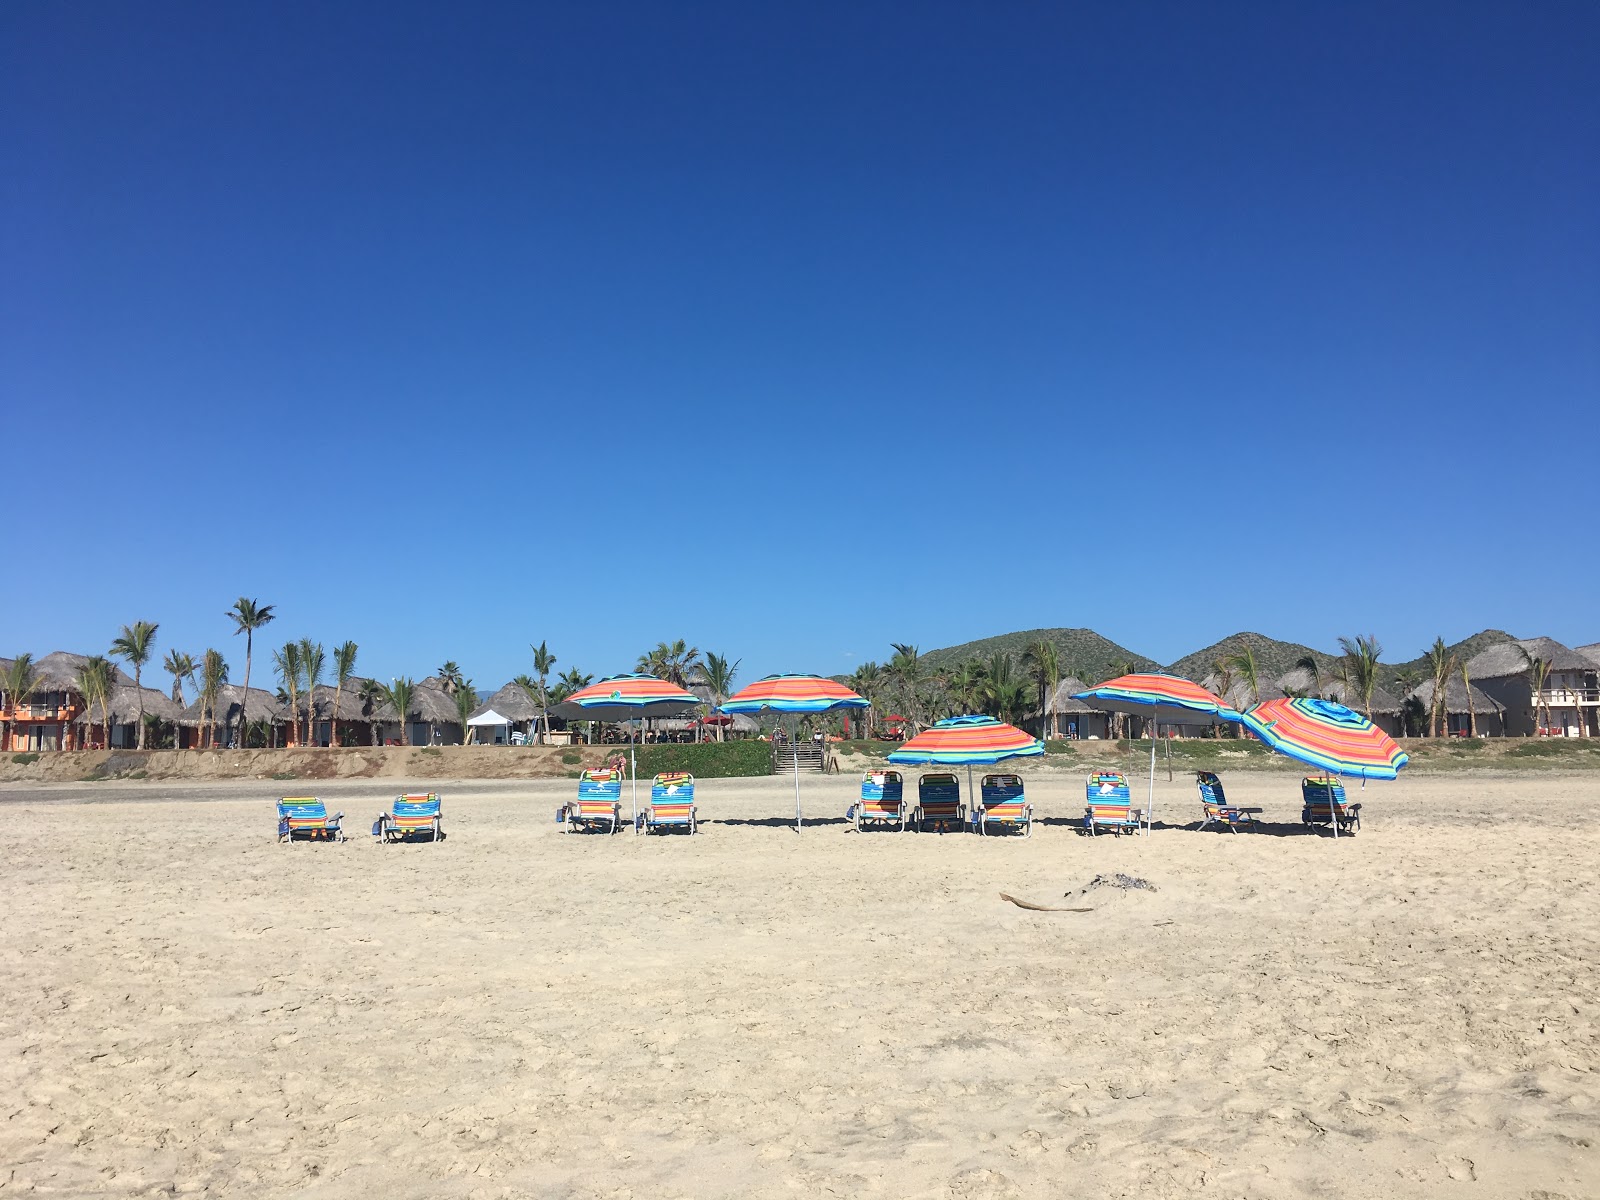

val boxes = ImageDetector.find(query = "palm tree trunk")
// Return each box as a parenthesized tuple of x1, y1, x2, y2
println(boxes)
(134, 666, 146, 750)
(239, 635, 253, 746)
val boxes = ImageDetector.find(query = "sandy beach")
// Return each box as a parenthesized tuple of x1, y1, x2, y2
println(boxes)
(2, 770, 1596, 1198)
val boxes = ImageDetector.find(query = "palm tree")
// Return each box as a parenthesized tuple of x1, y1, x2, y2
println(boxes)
(1461, 660, 1477, 738)
(357, 678, 387, 745)
(161, 650, 196, 748)
(1424, 637, 1455, 738)
(699, 652, 741, 741)
(1289, 653, 1322, 698)
(75, 655, 113, 751)
(636, 639, 700, 687)
(553, 667, 592, 701)
(1209, 657, 1237, 737)
(329, 641, 358, 748)
(197, 650, 227, 748)
(299, 639, 325, 745)
(452, 678, 479, 744)
(110, 620, 159, 749)
(382, 677, 417, 746)
(1337, 635, 1383, 718)
(271, 642, 302, 746)
(1021, 639, 1061, 738)
(1226, 646, 1262, 709)
(1392, 668, 1423, 737)
(1518, 646, 1554, 735)
(435, 662, 465, 696)
(2, 653, 40, 751)
(946, 659, 986, 717)
(887, 643, 923, 729)
(226, 598, 275, 742)
(847, 661, 883, 737)
(531, 641, 557, 742)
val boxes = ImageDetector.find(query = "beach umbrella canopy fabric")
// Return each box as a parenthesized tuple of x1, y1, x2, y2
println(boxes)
(887, 715, 1044, 766)
(721, 674, 869, 829)
(1238, 697, 1409, 781)
(551, 674, 701, 829)
(1071, 673, 1241, 827)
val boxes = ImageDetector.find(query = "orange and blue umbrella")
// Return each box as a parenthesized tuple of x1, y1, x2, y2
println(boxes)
(888, 715, 1043, 766)
(1239, 697, 1408, 781)
(1071, 673, 1241, 827)
(890, 716, 1043, 825)
(721, 674, 869, 829)
(552, 673, 701, 828)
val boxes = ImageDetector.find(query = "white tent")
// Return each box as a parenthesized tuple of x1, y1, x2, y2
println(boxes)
(466, 708, 514, 744)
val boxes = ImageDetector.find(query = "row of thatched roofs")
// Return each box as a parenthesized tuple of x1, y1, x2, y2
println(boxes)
(9, 635, 1599, 731)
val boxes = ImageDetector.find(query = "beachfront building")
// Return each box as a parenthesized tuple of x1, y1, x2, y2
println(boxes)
(176, 685, 292, 749)
(1273, 667, 1405, 737)
(468, 681, 542, 743)
(1403, 678, 1507, 738)
(2, 651, 91, 751)
(76, 680, 181, 748)
(1045, 677, 1113, 740)
(1464, 638, 1600, 737)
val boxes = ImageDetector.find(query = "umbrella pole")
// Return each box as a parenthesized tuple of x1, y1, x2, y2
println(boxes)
(1166, 728, 1173, 782)
(630, 723, 639, 834)
(792, 715, 802, 832)
(1331, 770, 1340, 839)
(967, 762, 974, 829)
(1148, 721, 1157, 832)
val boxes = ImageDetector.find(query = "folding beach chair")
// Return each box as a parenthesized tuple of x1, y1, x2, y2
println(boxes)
(914, 772, 966, 833)
(1195, 771, 1261, 833)
(851, 770, 906, 832)
(564, 769, 623, 834)
(975, 773, 1032, 836)
(1083, 771, 1144, 836)
(1301, 776, 1361, 835)
(379, 793, 444, 843)
(642, 771, 697, 835)
(277, 797, 346, 843)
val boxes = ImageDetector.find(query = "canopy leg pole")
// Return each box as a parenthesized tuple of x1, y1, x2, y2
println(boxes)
(630, 725, 638, 834)
(1148, 721, 1157, 832)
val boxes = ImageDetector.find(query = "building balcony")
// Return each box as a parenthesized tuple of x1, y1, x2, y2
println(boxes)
(5, 705, 83, 722)
(1534, 689, 1600, 707)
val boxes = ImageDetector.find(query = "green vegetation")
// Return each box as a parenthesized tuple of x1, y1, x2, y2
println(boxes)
(271, 770, 297, 780)
(11, 752, 40, 765)
(1506, 740, 1600, 759)
(633, 740, 773, 779)
(919, 628, 1158, 683)
(1043, 741, 1076, 755)
(560, 751, 583, 764)
(416, 746, 442, 757)
(1168, 632, 1335, 686)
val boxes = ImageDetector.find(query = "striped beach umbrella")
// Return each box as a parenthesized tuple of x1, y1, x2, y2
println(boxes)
(889, 715, 1043, 819)
(721, 674, 869, 830)
(1239, 697, 1409, 780)
(552, 674, 701, 829)
(1072, 673, 1241, 828)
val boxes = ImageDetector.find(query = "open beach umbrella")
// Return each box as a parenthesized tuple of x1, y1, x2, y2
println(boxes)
(719, 674, 869, 830)
(1238, 697, 1408, 838)
(551, 673, 701, 830)
(1071, 673, 1241, 828)
(887, 715, 1044, 815)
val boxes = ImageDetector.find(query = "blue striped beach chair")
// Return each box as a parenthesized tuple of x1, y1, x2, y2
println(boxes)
(852, 770, 906, 832)
(1301, 776, 1361, 835)
(1195, 771, 1261, 833)
(914, 772, 966, 833)
(642, 772, 697, 834)
(277, 797, 345, 843)
(976, 773, 1032, 836)
(565, 769, 623, 834)
(1083, 771, 1144, 836)
(380, 793, 444, 843)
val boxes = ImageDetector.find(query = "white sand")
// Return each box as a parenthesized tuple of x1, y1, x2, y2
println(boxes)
(2, 771, 1596, 1198)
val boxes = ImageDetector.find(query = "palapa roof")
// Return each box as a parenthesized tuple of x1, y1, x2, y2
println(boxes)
(1196, 672, 1287, 712)
(177, 684, 288, 727)
(75, 682, 181, 725)
(1272, 668, 1403, 715)
(358, 678, 462, 725)
(469, 681, 542, 723)
(1405, 677, 1505, 716)
(1577, 643, 1600, 669)
(1048, 677, 1103, 715)
(29, 650, 136, 692)
(1466, 637, 1597, 679)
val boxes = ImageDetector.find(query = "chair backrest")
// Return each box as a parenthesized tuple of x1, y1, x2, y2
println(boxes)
(1086, 771, 1131, 807)
(981, 773, 1025, 808)
(393, 793, 441, 819)
(860, 771, 904, 804)
(919, 773, 961, 806)
(579, 770, 623, 802)
(652, 772, 695, 803)
(1196, 771, 1226, 808)
(278, 797, 328, 823)
(1302, 776, 1347, 807)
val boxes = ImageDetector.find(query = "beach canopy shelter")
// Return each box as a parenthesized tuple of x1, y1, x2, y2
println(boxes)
(720, 674, 869, 830)
(887, 715, 1044, 818)
(1071, 673, 1241, 828)
(465, 708, 514, 744)
(552, 674, 701, 829)
(1237, 697, 1408, 839)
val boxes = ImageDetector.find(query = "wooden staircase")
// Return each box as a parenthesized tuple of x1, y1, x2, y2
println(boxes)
(772, 741, 827, 773)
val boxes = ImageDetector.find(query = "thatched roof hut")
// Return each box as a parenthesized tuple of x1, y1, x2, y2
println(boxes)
(1578, 643, 1600, 668)
(177, 685, 288, 728)
(1273, 668, 1403, 716)
(1466, 637, 1595, 679)
(1406, 677, 1506, 718)
(469, 681, 542, 724)
(1195, 671, 1287, 712)
(359, 678, 461, 726)
(31, 650, 135, 692)
(1047, 676, 1102, 716)
(77, 682, 181, 726)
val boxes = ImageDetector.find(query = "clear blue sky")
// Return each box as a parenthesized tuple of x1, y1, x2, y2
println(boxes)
(4, 1, 1596, 690)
